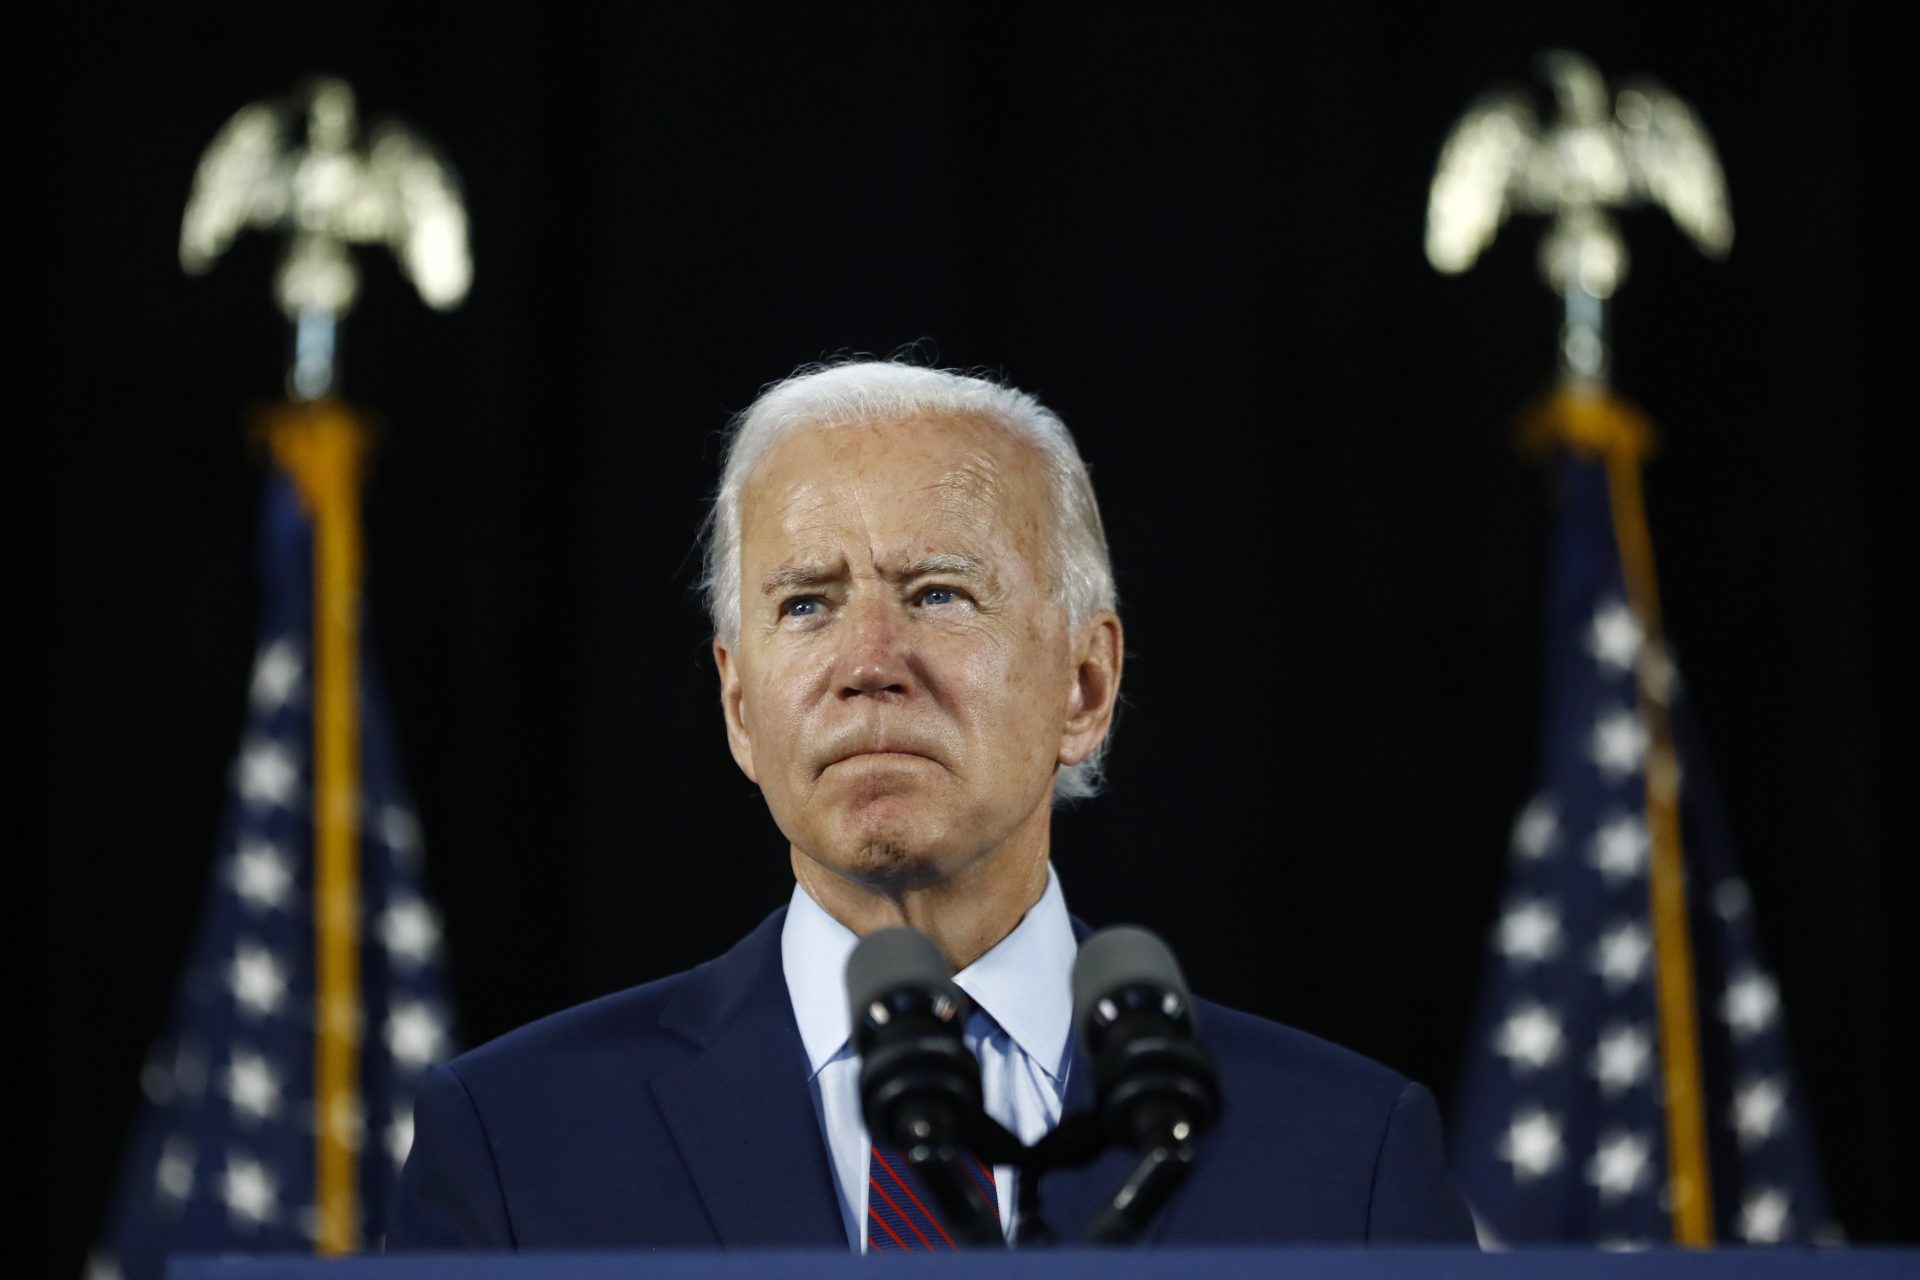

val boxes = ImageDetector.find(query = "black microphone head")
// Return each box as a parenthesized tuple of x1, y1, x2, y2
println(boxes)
(1072, 925, 1194, 1053)
(1073, 925, 1219, 1151)
(846, 925, 957, 1031)
(846, 926, 981, 1150)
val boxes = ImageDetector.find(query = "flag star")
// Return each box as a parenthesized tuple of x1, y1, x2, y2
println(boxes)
(219, 1152, 278, 1227)
(1589, 707, 1649, 780)
(380, 898, 442, 967)
(1733, 1076, 1787, 1149)
(1494, 1002, 1564, 1072)
(1713, 879, 1752, 922)
(1592, 920, 1652, 989)
(1723, 970, 1781, 1039)
(1588, 814, 1650, 885)
(386, 1001, 449, 1071)
(1597, 1238, 1651, 1253)
(1498, 1107, 1563, 1181)
(387, 1107, 415, 1166)
(155, 1135, 195, 1203)
(1495, 898, 1564, 965)
(235, 737, 300, 810)
(1591, 1022, 1654, 1096)
(171, 1043, 209, 1100)
(228, 944, 288, 1018)
(1587, 1130, 1653, 1201)
(249, 637, 304, 712)
(1587, 600, 1643, 672)
(379, 805, 423, 863)
(229, 840, 294, 912)
(140, 1055, 174, 1105)
(223, 1050, 282, 1123)
(1738, 1187, 1794, 1243)
(1510, 797, 1558, 861)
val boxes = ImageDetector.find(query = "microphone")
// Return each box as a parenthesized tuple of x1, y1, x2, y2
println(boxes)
(1071, 926, 1220, 1243)
(846, 926, 1005, 1247)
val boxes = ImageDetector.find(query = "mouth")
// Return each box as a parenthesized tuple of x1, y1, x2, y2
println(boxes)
(819, 743, 945, 779)
(828, 750, 935, 767)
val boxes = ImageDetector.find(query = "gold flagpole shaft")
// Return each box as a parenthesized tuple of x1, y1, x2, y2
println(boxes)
(265, 400, 369, 1254)
(1528, 384, 1715, 1245)
(1601, 445, 1713, 1247)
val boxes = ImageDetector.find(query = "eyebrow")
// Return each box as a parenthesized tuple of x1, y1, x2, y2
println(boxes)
(760, 563, 841, 597)
(897, 552, 988, 581)
(758, 552, 989, 597)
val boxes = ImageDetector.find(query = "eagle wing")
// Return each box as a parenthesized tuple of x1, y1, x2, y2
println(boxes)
(180, 101, 290, 274)
(1426, 91, 1538, 273)
(364, 123, 472, 310)
(1616, 80, 1733, 257)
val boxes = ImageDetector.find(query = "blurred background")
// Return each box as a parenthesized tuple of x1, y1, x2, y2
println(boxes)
(28, 3, 1912, 1272)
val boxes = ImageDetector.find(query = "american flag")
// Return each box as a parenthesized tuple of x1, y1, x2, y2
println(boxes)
(1450, 449, 1833, 1247)
(89, 466, 456, 1279)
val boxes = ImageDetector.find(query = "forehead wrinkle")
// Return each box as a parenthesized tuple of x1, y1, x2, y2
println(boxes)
(742, 415, 1050, 598)
(921, 455, 1001, 502)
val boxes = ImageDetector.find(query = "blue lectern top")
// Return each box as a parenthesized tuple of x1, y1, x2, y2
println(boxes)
(167, 1247, 1914, 1280)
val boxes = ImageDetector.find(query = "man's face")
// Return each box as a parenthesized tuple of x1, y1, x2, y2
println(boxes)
(715, 412, 1105, 892)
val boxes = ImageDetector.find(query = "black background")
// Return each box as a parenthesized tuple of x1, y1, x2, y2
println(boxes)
(29, 3, 1913, 1272)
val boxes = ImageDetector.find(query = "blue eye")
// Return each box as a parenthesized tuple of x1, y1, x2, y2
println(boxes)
(783, 597, 822, 618)
(919, 586, 957, 607)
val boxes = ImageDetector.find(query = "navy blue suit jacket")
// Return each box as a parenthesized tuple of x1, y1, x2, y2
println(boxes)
(389, 909, 1474, 1250)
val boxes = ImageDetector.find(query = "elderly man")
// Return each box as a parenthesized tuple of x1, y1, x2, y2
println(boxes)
(390, 362, 1474, 1251)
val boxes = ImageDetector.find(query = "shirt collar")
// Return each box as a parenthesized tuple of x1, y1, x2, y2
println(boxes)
(780, 862, 1077, 1084)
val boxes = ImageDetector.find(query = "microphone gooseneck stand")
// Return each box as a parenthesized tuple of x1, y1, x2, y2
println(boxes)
(849, 923, 1221, 1249)
(851, 927, 1009, 1248)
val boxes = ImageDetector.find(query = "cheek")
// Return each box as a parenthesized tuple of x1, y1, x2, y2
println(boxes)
(741, 657, 822, 762)
(944, 628, 1067, 743)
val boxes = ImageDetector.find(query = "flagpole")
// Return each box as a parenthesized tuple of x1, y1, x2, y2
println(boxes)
(82, 75, 473, 1272)
(178, 74, 468, 1252)
(251, 96, 374, 1245)
(1524, 384, 1714, 1244)
(261, 398, 370, 1254)
(1429, 49, 1735, 1243)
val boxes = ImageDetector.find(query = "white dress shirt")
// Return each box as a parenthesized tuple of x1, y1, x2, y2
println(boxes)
(780, 863, 1077, 1250)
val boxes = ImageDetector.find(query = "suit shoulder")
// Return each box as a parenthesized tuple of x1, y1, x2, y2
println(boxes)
(1195, 997, 1411, 1113)
(444, 969, 694, 1089)
(439, 908, 788, 1097)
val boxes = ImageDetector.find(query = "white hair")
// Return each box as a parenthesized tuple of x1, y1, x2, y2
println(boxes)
(701, 360, 1118, 801)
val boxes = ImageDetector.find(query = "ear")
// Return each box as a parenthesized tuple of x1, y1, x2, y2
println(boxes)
(713, 636, 759, 783)
(1058, 611, 1123, 768)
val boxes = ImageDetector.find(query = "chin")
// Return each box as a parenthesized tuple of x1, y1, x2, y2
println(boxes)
(845, 838, 948, 890)
(811, 807, 967, 891)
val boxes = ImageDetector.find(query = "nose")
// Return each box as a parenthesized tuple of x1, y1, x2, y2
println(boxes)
(836, 595, 913, 701)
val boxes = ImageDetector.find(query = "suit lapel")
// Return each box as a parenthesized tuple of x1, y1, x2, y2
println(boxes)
(651, 911, 846, 1249)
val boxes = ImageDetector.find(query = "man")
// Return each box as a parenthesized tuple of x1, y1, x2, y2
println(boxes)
(389, 362, 1474, 1251)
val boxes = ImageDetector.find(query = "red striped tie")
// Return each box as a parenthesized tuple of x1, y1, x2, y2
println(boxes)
(865, 1143, 999, 1253)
